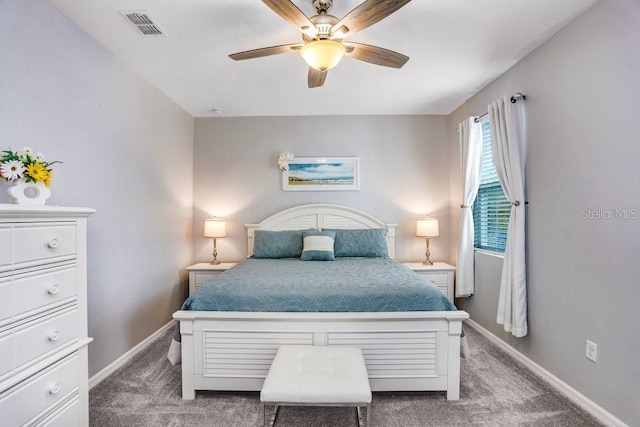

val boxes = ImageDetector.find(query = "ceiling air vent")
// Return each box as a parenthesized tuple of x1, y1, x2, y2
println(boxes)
(120, 11, 166, 36)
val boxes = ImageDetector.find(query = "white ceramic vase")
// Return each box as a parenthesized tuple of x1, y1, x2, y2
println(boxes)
(7, 178, 51, 206)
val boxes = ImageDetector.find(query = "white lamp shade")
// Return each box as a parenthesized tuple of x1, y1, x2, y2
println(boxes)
(416, 218, 439, 237)
(300, 40, 346, 71)
(204, 219, 226, 238)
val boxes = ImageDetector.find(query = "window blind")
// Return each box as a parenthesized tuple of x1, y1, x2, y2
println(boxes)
(473, 120, 511, 252)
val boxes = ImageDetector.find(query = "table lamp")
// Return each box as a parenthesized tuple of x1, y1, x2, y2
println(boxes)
(204, 218, 226, 265)
(416, 217, 439, 265)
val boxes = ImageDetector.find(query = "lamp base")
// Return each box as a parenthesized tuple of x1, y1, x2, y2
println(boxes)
(423, 237, 433, 265)
(210, 241, 220, 265)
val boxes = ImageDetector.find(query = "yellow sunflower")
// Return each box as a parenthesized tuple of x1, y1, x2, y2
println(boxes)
(26, 163, 48, 183)
(42, 170, 52, 187)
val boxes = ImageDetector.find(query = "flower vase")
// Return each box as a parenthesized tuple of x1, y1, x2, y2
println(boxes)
(7, 178, 51, 206)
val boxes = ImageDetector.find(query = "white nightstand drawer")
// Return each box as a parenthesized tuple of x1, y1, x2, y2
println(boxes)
(12, 224, 77, 268)
(0, 354, 79, 427)
(194, 272, 220, 285)
(13, 308, 78, 371)
(434, 284, 449, 296)
(403, 262, 456, 303)
(187, 263, 237, 296)
(415, 272, 448, 286)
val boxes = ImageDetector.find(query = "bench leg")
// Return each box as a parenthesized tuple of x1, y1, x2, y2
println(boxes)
(357, 405, 371, 427)
(263, 404, 279, 427)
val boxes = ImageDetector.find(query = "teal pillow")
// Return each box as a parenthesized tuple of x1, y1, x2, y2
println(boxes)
(301, 230, 336, 261)
(325, 228, 389, 258)
(252, 229, 312, 259)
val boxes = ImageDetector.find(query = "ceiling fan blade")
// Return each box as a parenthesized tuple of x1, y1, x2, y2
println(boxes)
(331, 0, 411, 38)
(262, 0, 318, 37)
(229, 43, 303, 61)
(344, 42, 409, 68)
(308, 68, 327, 88)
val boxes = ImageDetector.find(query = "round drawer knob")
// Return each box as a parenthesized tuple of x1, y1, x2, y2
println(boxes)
(47, 284, 60, 295)
(48, 330, 60, 342)
(49, 383, 61, 395)
(47, 238, 59, 249)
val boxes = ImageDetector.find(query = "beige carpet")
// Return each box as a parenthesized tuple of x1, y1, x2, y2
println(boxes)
(89, 324, 603, 426)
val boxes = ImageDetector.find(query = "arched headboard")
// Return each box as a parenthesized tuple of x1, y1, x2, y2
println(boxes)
(244, 204, 398, 259)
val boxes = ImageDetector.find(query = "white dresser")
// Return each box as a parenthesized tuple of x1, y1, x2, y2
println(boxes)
(0, 205, 95, 427)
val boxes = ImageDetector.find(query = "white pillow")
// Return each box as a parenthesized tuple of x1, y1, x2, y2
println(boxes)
(301, 230, 336, 261)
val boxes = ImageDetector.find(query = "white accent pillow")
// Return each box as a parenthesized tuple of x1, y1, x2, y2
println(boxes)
(301, 230, 336, 261)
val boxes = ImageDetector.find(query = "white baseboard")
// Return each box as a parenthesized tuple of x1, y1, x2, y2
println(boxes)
(465, 319, 627, 427)
(89, 319, 176, 389)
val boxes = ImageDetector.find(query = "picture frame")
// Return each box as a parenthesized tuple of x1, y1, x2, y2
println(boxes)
(282, 157, 360, 191)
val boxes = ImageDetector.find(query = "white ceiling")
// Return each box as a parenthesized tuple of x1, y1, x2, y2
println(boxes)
(47, 0, 598, 117)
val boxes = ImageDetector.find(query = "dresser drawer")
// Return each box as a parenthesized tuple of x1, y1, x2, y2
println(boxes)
(0, 354, 79, 427)
(0, 330, 12, 380)
(0, 279, 11, 326)
(13, 267, 77, 321)
(13, 224, 77, 267)
(0, 227, 11, 271)
(36, 395, 80, 427)
(13, 308, 78, 372)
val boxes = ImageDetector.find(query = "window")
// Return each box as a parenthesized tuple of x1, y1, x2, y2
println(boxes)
(473, 120, 511, 252)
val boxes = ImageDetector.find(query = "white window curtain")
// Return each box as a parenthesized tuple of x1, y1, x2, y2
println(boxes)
(488, 96, 527, 337)
(455, 117, 482, 297)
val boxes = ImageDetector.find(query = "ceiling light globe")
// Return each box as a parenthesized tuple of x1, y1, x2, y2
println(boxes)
(300, 40, 346, 71)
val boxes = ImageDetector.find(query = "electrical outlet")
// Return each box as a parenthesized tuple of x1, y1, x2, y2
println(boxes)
(586, 340, 597, 362)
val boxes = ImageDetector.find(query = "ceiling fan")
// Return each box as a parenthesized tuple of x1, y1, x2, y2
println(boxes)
(229, 0, 412, 88)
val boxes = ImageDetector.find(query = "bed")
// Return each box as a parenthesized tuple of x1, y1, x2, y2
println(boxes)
(172, 204, 468, 400)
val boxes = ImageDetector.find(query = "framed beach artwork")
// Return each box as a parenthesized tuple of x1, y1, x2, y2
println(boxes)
(282, 157, 360, 191)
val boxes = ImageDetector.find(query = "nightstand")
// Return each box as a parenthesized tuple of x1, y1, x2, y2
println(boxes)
(186, 262, 237, 296)
(403, 262, 456, 303)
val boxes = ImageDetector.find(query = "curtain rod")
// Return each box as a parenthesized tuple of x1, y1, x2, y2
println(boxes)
(474, 92, 526, 123)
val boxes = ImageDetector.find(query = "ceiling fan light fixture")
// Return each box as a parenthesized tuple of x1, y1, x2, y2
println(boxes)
(300, 40, 346, 71)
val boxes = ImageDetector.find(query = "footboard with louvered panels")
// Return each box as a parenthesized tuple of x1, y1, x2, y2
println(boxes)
(174, 310, 468, 400)
(0, 205, 95, 426)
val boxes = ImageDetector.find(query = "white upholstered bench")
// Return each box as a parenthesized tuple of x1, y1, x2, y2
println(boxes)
(260, 345, 372, 427)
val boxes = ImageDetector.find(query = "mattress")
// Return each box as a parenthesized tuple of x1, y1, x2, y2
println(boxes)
(181, 258, 456, 313)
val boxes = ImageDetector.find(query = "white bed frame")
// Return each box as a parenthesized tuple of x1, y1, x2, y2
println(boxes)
(173, 204, 468, 400)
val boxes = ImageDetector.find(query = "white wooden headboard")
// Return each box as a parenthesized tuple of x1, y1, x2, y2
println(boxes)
(244, 204, 398, 259)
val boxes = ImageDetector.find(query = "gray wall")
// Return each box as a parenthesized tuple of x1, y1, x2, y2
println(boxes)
(449, 0, 640, 424)
(0, 0, 194, 376)
(193, 116, 452, 264)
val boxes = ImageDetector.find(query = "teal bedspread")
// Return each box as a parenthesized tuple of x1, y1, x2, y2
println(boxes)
(182, 258, 456, 312)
